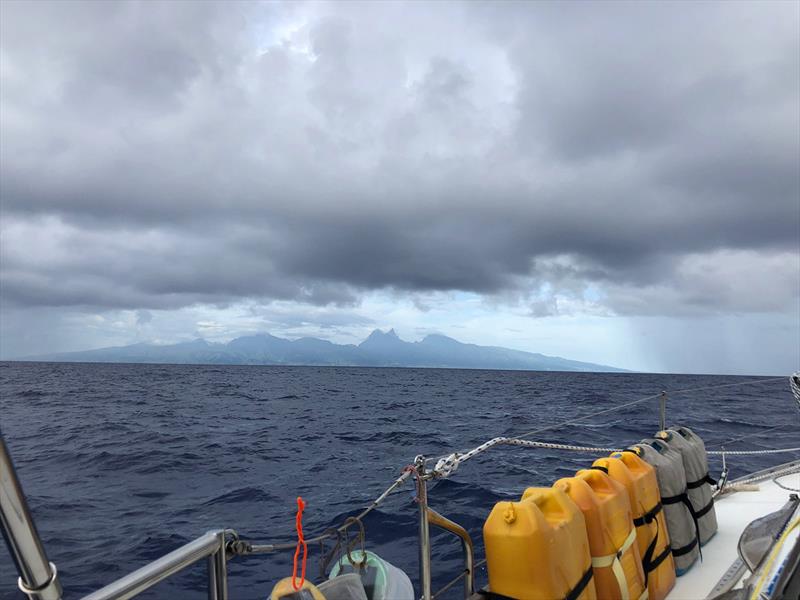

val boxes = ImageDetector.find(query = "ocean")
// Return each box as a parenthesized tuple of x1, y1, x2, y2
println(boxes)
(1, 362, 798, 599)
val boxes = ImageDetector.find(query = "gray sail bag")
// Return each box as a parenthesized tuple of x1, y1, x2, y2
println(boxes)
(633, 439, 701, 574)
(663, 426, 718, 544)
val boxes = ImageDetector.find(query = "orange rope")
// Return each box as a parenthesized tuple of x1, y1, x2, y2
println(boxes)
(292, 496, 308, 591)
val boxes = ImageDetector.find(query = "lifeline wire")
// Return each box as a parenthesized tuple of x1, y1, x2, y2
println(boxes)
(514, 376, 788, 443)
(233, 469, 414, 554)
(708, 423, 796, 449)
(234, 374, 797, 553)
(426, 391, 664, 467)
(430, 436, 800, 479)
(428, 376, 792, 467)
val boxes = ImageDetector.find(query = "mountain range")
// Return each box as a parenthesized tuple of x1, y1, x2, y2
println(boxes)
(18, 329, 625, 372)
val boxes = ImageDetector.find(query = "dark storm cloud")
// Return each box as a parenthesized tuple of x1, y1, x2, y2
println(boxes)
(1, 0, 798, 316)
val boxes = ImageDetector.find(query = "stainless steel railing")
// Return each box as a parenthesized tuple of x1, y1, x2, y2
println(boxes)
(413, 455, 478, 600)
(427, 507, 475, 599)
(81, 530, 231, 600)
(2, 434, 233, 600)
(415, 456, 433, 600)
(1, 436, 63, 600)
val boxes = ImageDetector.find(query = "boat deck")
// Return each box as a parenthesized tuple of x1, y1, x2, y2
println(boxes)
(669, 470, 799, 599)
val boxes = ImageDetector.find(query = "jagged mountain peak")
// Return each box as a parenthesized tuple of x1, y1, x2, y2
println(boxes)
(361, 328, 403, 346)
(368, 328, 398, 338)
(18, 328, 625, 372)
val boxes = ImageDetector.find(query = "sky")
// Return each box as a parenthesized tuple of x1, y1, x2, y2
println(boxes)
(0, 0, 798, 374)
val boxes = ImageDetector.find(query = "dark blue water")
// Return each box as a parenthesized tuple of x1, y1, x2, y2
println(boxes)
(1, 362, 798, 600)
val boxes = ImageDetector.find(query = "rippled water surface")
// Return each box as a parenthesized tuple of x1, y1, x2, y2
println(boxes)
(1, 362, 798, 599)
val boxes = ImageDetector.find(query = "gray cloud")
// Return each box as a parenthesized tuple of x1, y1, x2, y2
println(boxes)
(135, 310, 153, 326)
(1, 0, 798, 324)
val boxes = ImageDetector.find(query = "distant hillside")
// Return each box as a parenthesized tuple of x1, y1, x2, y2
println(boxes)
(19, 329, 626, 372)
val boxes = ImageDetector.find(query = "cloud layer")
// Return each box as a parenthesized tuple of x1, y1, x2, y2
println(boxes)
(1, 1, 798, 368)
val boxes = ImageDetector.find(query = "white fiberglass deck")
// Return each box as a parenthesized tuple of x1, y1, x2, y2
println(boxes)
(669, 471, 800, 600)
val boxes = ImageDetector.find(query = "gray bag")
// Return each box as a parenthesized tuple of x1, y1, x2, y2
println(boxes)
(318, 574, 369, 600)
(664, 426, 718, 545)
(633, 439, 700, 574)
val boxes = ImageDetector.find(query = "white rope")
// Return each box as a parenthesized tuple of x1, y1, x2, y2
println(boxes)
(504, 438, 621, 453)
(433, 453, 460, 478)
(431, 438, 623, 477)
(429, 437, 800, 478)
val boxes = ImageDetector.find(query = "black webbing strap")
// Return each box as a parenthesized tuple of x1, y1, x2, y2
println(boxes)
(640, 521, 659, 587)
(589, 465, 609, 474)
(694, 497, 715, 520)
(661, 490, 702, 560)
(686, 472, 717, 489)
(565, 566, 595, 600)
(476, 567, 594, 600)
(650, 544, 673, 570)
(476, 590, 517, 600)
(633, 502, 663, 527)
(671, 535, 699, 558)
